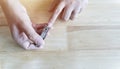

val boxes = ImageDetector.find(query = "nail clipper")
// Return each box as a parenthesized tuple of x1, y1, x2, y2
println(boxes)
(40, 25, 51, 40)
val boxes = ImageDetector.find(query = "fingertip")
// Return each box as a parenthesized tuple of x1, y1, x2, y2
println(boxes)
(62, 16, 68, 21)
(64, 17, 69, 21)
(26, 44, 35, 50)
(40, 42, 44, 49)
(37, 40, 45, 49)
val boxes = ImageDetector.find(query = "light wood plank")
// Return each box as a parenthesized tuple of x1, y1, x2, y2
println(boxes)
(1, 50, 120, 69)
(68, 26, 120, 50)
(0, 0, 120, 69)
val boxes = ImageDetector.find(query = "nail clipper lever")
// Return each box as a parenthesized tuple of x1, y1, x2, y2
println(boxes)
(40, 26, 51, 40)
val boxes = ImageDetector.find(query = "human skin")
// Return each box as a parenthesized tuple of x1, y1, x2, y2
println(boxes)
(0, 0, 46, 50)
(0, 0, 88, 50)
(48, 0, 88, 26)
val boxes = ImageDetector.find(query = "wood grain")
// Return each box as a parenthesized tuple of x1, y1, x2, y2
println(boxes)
(0, 0, 120, 69)
(67, 25, 120, 32)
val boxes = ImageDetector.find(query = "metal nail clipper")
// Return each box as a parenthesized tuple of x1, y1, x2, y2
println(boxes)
(40, 25, 51, 40)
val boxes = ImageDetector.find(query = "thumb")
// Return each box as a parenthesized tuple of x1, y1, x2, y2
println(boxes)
(20, 23, 45, 48)
(29, 33, 45, 48)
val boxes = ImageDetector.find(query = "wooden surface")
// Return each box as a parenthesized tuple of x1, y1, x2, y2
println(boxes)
(0, 0, 120, 69)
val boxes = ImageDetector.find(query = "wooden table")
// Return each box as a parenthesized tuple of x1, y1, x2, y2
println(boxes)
(0, 0, 120, 69)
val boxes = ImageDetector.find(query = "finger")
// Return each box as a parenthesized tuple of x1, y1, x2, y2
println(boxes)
(18, 25, 45, 48)
(11, 24, 21, 41)
(48, 0, 59, 12)
(70, 6, 81, 20)
(26, 43, 43, 50)
(48, 1, 65, 27)
(10, 25, 31, 50)
(62, 5, 74, 21)
(14, 32, 30, 50)
(25, 32, 44, 48)
(10, 17, 44, 49)
(70, 10, 78, 20)
(21, 40, 42, 50)
(16, 32, 30, 49)
(18, 33, 43, 50)
(21, 40, 31, 50)
(20, 23, 45, 47)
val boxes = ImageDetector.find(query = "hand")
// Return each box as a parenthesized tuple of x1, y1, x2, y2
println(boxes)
(1, 0, 46, 50)
(9, 23, 47, 50)
(49, 0, 88, 23)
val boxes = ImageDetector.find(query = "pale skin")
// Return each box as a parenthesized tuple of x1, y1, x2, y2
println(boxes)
(0, 0, 88, 50)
